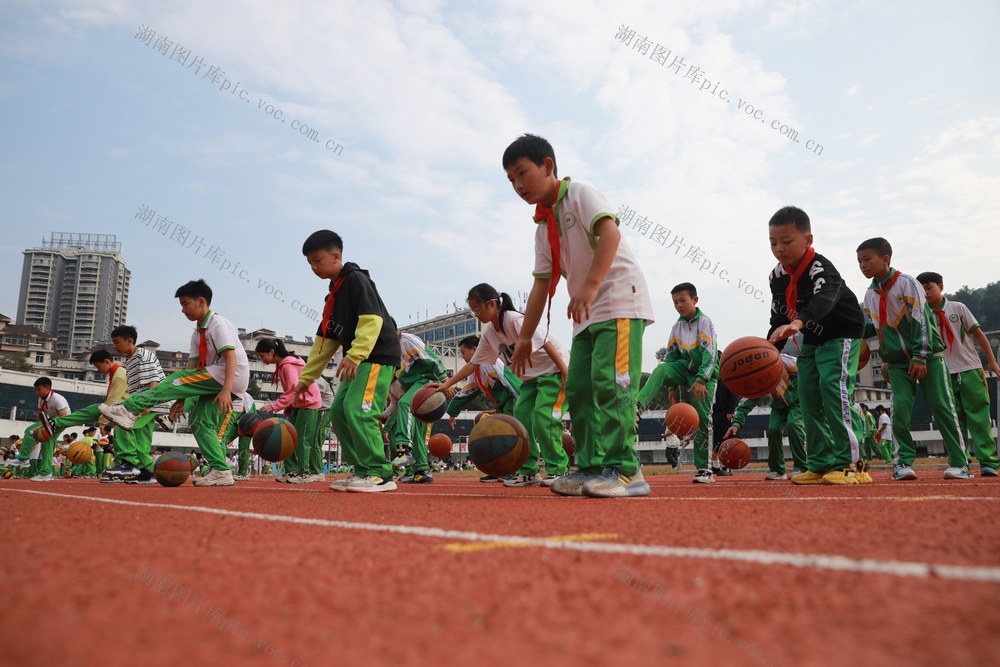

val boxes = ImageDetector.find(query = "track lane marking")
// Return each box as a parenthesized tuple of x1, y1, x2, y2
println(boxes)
(4, 487, 1000, 583)
(442, 532, 619, 552)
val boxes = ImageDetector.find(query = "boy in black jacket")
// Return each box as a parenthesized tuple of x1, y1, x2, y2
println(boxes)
(766, 207, 868, 485)
(295, 230, 403, 493)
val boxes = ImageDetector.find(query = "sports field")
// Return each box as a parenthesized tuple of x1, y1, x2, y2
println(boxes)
(3, 464, 997, 667)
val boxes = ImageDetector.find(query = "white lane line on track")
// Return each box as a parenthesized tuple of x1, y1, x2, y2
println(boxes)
(4, 487, 1000, 583)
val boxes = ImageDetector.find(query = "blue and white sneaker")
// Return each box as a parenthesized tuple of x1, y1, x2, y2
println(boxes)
(7, 459, 30, 468)
(549, 470, 602, 497)
(943, 467, 973, 480)
(582, 467, 651, 498)
(892, 464, 917, 481)
(30, 473, 54, 482)
(981, 466, 997, 478)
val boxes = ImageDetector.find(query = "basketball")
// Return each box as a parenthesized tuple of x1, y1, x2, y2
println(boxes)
(154, 451, 192, 487)
(561, 431, 576, 457)
(410, 385, 448, 423)
(665, 403, 699, 437)
(2, 468, 12, 479)
(34, 425, 53, 443)
(474, 411, 494, 425)
(428, 433, 452, 458)
(252, 417, 299, 462)
(67, 441, 93, 465)
(718, 438, 752, 470)
(237, 412, 262, 438)
(468, 414, 529, 477)
(721, 336, 784, 398)
(858, 339, 870, 370)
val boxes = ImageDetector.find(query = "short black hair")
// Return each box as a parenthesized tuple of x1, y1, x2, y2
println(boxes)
(502, 134, 558, 178)
(111, 325, 138, 342)
(857, 237, 892, 258)
(33, 377, 52, 388)
(83, 426, 97, 433)
(670, 283, 697, 298)
(875, 405, 885, 412)
(458, 335, 480, 349)
(302, 230, 343, 255)
(916, 271, 943, 287)
(89, 350, 113, 364)
(174, 279, 212, 304)
(768, 206, 811, 233)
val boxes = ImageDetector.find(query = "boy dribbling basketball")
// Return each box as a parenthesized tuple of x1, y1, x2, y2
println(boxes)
(767, 207, 868, 485)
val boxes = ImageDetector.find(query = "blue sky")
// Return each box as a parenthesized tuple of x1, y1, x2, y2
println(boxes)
(2, 0, 997, 363)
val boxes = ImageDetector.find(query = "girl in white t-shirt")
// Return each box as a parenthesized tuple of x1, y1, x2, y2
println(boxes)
(432, 283, 570, 487)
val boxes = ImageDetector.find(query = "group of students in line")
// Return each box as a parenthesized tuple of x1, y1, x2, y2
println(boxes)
(6, 133, 997, 495)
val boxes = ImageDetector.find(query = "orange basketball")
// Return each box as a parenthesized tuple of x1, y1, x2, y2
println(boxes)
(665, 403, 699, 437)
(718, 438, 752, 469)
(67, 441, 93, 465)
(561, 431, 576, 457)
(411, 385, 448, 423)
(858, 339, 871, 370)
(428, 433, 452, 458)
(721, 337, 784, 398)
(468, 414, 529, 477)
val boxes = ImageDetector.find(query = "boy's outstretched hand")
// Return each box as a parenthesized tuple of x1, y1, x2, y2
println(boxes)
(338, 358, 358, 381)
(567, 284, 598, 324)
(907, 360, 927, 381)
(213, 390, 233, 413)
(511, 336, 534, 377)
(723, 424, 740, 439)
(690, 382, 708, 401)
(293, 380, 312, 404)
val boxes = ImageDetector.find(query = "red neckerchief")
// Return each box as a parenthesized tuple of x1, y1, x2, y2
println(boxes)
(932, 301, 955, 349)
(474, 368, 497, 409)
(533, 180, 565, 329)
(105, 364, 121, 400)
(196, 311, 214, 370)
(875, 270, 902, 346)
(321, 275, 348, 338)
(783, 247, 816, 320)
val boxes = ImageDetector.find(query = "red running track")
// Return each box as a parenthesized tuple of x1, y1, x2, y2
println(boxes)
(2, 472, 998, 667)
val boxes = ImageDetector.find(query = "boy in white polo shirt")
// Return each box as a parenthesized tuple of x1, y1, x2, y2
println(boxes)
(503, 134, 655, 498)
(101, 279, 249, 487)
(8, 377, 72, 481)
(918, 272, 1000, 476)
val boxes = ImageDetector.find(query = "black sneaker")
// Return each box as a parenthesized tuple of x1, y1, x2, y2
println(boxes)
(100, 475, 125, 484)
(712, 465, 732, 477)
(125, 468, 157, 484)
(404, 471, 434, 484)
(104, 462, 139, 478)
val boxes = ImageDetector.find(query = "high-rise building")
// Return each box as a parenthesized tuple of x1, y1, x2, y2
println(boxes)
(17, 233, 131, 356)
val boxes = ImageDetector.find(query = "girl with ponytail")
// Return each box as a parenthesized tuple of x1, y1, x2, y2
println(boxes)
(430, 282, 570, 487)
(255, 338, 324, 484)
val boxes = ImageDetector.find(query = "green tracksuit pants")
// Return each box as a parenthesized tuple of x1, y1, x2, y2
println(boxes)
(638, 360, 716, 470)
(513, 372, 569, 476)
(286, 407, 324, 475)
(887, 355, 967, 468)
(16, 422, 63, 477)
(766, 403, 807, 474)
(331, 362, 395, 479)
(392, 374, 438, 472)
(950, 368, 999, 469)
(798, 339, 865, 473)
(566, 318, 645, 476)
(188, 395, 238, 472)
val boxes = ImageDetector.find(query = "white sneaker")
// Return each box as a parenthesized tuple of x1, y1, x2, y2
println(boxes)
(30, 473, 54, 482)
(764, 471, 787, 480)
(692, 469, 715, 484)
(310, 473, 325, 483)
(329, 475, 362, 491)
(192, 469, 234, 487)
(345, 476, 397, 493)
(98, 403, 137, 429)
(503, 473, 542, 487)
(943, 467, 973, 480)
(274, 473, 287, 483)
(234, 474, 250, 481)
(540, 474, 562, 487)
(287, 473, 312, 484)
(7, 459, 30, 468)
